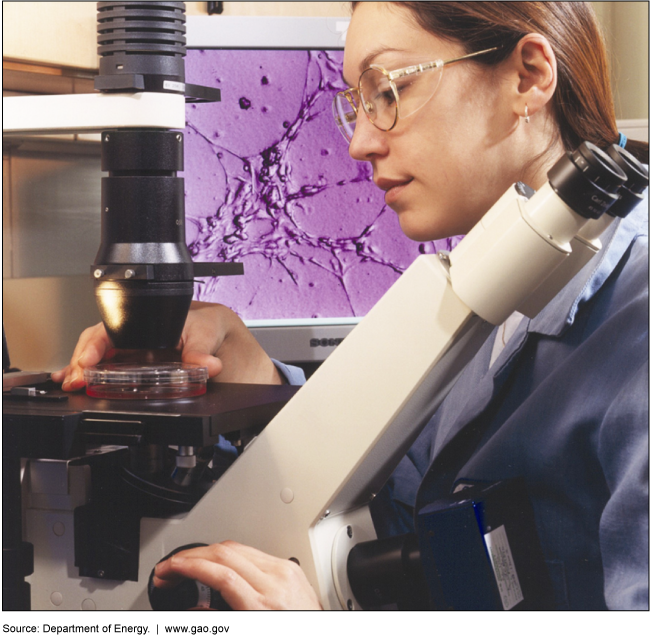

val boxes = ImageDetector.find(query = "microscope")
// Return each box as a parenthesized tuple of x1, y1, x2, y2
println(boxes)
(3, 2, 648, 611)
(3, 1, 298, 611)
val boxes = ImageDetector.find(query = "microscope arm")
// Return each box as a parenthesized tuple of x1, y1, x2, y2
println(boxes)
(2, 92, 185, 136)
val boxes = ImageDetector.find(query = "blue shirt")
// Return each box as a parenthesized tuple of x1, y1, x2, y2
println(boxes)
(279, 198, 649, 610)
(369, 199, 649, 610)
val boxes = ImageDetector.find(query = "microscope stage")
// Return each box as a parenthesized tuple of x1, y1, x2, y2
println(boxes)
(3, 379, 300, 459)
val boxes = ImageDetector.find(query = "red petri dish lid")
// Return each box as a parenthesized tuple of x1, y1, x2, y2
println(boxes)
(84, 363, 208, 400)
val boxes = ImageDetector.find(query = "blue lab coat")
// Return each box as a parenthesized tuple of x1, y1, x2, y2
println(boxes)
(280, 198, 649, 610)
(369, 199, 649, 610)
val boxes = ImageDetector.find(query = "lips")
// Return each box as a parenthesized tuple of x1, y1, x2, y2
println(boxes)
(375, 177, 414, 206)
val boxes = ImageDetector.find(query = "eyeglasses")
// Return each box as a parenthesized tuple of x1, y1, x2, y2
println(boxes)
(333, 46, 500, 143)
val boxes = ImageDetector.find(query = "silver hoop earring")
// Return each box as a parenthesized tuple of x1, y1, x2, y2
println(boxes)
(524, 105, 530, 124)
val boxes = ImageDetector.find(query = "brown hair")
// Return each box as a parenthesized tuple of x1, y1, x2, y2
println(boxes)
(351, 1, 648, 163)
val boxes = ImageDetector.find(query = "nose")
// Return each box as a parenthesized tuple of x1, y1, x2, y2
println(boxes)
(348, 107, 389, 162)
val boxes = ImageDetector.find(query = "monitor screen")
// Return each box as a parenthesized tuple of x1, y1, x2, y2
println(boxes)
(185, 17, 461, 365)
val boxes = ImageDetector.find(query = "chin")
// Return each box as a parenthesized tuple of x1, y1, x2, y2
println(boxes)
(396, 203, 476, 242)
(397, 214, 451, 243)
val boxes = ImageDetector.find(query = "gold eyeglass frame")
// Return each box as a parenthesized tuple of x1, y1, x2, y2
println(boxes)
(334, 46, 501, 140)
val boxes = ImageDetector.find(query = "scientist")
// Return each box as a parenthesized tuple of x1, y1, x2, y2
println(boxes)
(53, 1, 648, 610)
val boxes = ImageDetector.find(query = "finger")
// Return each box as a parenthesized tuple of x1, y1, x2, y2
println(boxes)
(152, 544, 233, 585)
(155, 543, 270, 592)
(62, 343, 106, 391)
(51, 339, 110, 383)
(154, 541, 289, 578)
(51, 337, 92, 382)
(77, 339, 110, 368)
(180, 329, 222, 360)
(58, 324, 111, 390)
(50, 367, 67, 383)
(152, 545, 216, 590)
(180, 305, 228, 355)
(153, 543, 322, 610)
(156, 555, 265, 611)
(217, 541, 322, 610)
(218, 539, 293, 571)
(164, 553, 321, 610)
(182, 350, 223, 379)
(151, 572, 183, 589)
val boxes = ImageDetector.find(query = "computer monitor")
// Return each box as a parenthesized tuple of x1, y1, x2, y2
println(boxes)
(185, 16, 461, 368)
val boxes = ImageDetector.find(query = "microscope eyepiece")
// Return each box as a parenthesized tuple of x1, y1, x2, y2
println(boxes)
(547, 140, 627, 220)
(605, 144, 649, 218)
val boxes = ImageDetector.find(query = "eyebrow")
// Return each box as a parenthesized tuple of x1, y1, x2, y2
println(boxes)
(342, 46, 408, 87)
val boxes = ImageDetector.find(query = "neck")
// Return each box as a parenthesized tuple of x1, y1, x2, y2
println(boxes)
(518, 117, 565, 191)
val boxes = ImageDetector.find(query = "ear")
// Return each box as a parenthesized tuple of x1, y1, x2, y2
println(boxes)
(509, 33, 557, 119)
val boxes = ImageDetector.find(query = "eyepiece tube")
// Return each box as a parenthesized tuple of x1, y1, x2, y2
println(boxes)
(605, 144, 649, 218)
(547, 141, 627, 220)
(449, 141, 629, 325)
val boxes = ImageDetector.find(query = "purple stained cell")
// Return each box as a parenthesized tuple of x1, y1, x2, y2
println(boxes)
(184, 49, 462, 320)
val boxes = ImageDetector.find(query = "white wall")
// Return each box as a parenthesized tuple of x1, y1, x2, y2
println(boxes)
(592, 1, 649, 120)
(1, 2, 349, 70)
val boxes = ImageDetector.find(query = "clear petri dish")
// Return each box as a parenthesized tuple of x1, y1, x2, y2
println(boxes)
(85, 363, 208, 400)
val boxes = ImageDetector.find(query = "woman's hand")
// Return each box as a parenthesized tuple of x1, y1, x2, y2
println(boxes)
(51, 301, 282, 390)
(50, 322, 113, 391)
(180, 302, 283, 385)
(153, 541, 323, 611)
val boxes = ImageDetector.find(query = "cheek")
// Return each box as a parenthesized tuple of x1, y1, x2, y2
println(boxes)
(403, 99, 481, 179)
(413, 106, 504, 206)
(414, 72, 501, 159)
(388, 87, 510, 237)
(406, 153, 498, 239)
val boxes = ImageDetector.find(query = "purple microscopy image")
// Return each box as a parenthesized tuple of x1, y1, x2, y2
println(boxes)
(184, 49, 461, 320)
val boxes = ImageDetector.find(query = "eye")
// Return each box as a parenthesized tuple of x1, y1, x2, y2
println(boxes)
(369, 79, 395, 105)
(393, 76, 417, 98)
(375, 89, 396, 108)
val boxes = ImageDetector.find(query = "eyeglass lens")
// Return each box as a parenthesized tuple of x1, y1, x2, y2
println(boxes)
(334, 64, 445, 143)
(333, 90, 358, 142)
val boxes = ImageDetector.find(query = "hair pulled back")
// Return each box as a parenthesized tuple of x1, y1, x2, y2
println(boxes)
(351, 1, 648, 163)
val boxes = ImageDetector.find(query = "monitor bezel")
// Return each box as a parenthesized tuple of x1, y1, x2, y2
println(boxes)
(186, 15, 350, 50)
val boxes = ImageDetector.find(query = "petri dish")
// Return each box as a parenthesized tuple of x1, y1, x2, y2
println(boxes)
(85, 363, 208, 400)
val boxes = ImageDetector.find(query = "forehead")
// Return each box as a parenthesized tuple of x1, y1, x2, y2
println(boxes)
(343, 2, 452, 83)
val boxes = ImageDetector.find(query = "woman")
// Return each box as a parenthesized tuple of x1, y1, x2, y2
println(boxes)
(53, 2, 648, 609)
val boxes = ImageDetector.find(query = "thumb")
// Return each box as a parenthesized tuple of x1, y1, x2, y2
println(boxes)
(182, 350, 223, 380)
